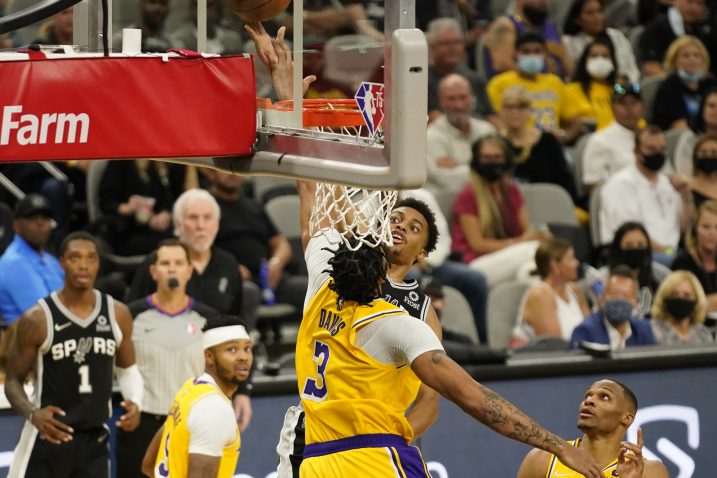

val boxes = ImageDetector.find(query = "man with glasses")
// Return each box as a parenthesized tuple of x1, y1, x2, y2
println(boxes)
(582, 82, 645, 192)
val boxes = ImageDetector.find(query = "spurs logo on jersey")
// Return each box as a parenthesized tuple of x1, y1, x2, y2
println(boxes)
(381, 277, 431, 322)
(36, 290, 121, 430)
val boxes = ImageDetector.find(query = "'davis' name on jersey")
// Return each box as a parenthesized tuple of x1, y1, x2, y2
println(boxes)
(318, 308, 346, 336)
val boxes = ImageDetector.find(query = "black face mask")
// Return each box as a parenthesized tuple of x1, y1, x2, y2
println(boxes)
(641, 153, 666, 171)
(474, 163, 510, 182)
(522, 4, 548, 25)
(619, 247, 649, 269)
(696, 157, 717, 174)
(664, 297, 696, 321)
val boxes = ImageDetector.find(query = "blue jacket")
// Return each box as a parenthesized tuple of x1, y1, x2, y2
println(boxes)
(0, 236, 64, 325)
(570, 311, 656, 349)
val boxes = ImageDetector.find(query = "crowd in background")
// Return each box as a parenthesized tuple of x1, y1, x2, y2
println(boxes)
(2, 0, 717, 378)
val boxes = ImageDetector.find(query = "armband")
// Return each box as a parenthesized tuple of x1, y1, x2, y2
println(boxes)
(116, 364, 144, 410)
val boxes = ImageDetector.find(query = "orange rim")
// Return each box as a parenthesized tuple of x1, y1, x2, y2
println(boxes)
(264, 98, 368, 128)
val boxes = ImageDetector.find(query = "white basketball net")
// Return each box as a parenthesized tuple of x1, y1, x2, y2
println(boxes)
(309, 183, 397, 251)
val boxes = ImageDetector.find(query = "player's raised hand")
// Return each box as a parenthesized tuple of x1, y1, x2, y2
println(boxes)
(244, 20, 278, 67)
(117, 400, 140, 431)
(557, 444, 603, 478)
(31, 405, 74, 444)
(617, 427, 645, 478)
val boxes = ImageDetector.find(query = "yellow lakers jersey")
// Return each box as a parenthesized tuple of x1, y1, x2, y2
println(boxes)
(546, 439, 618, 478)
(296, 279, 423, 445)
(154, 377, 240, 478)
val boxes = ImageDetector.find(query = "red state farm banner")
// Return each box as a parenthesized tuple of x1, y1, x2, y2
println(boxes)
(0, 54, 256, 162)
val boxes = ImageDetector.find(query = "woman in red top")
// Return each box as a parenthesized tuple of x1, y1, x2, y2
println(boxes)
(451, 134, 549, 286)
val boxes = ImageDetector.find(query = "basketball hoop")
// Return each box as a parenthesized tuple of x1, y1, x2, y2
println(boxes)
(264, 97, 394, 250)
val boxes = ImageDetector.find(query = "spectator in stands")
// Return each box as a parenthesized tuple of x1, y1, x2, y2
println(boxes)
(652, 36, 716, 131)
(0, 194, 64, 326)
(672, 199, 717, 312)
(673, 88, 717, 175)
(582, 82, 644, 191)
(599, 126, 692, 265)
(117, 239, 217, 478)
(98, 160, 177, 256)
(651, 270, 714, 344)
(127, 188, 253, 430)
(605, 221, 669, 317)
(484, 0, 573, 79)
(511, 238, 589, 349)
(689, 134, 717, 207)
(401, 189, 489, 344)
(570, 265, 657, 349)
(114, 0, 173, 53)
(561, 0, 640, 83)
(31, 6, 73, 45)
(170, 0, 242, 54)
(638, 0, 715, 77)
(0, 195, 64, 373)
(497, 85, 577, 201)
(426, 18, 495, 123)
(207, 171, 306, 311)
(565, 37, 619, 133)
(426, 74, 496, 194)
(451, 134, 550, 287)
(487, 31, 582, 144)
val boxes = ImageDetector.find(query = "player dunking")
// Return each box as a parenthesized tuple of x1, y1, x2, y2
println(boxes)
(517, 379, 669, 478)
(275, 183, 444, 477)
(292, 177, 604, 477)
(5, 231, 143, 478)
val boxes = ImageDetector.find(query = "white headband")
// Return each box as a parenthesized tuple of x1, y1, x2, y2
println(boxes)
(202, 325, 251, 350)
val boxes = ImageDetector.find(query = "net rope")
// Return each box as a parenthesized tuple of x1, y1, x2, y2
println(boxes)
(309, 183, 397, 250)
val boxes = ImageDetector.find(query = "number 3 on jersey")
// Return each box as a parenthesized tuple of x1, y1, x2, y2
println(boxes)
(301, 341, 330, 402)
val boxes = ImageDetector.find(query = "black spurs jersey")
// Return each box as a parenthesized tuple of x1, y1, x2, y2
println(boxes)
(382, 277, 431, 322)
(36, 290, 121, 430)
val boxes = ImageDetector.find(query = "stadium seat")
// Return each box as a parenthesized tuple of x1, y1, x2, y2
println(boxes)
(250, 176, 297, 205)
(572, 132, 593, 201)
(486, 280, 529, 348)
(640, 76, 663, 123)
(588, 183, 604, 247)
(431, 188, 458, 231)
(521, 183, 579, 227)
(264, 194, 307, 276)
(441, 285, 480, 344)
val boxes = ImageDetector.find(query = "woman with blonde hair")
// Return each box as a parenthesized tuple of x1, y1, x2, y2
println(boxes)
(510, 238, 590, 349)
(498, 85, 577, 201)
(652, 35, 716, 131)
(672, 200, 717, 312)
(651, 270, 714, 345)
(451, 134, 550, 286)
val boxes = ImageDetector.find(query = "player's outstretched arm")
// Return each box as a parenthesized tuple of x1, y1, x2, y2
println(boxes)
(411, 350, 604, 478)
(5, 305, 74, 444)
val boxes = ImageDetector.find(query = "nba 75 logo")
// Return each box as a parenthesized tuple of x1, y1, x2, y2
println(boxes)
(628, 405, 699, 477)
(354, 82, 385, 138)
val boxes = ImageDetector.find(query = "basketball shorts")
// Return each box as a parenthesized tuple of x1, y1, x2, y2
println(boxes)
(300, 433, 431, 478)
(276, 404, 305, 478)
(9, 424, 110, 478)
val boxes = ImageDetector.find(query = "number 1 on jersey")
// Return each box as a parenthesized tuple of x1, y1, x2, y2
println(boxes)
(78, 364, 93, 394)
(301, 340, 330, 402)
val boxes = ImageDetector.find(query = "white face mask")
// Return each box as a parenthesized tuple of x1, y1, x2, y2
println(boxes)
(586, 56, 614, 79)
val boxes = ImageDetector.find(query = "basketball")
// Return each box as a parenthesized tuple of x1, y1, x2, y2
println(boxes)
(226, 0, 292, 22)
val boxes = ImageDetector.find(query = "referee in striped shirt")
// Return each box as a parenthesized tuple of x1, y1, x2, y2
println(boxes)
(116, 238, 218, 478)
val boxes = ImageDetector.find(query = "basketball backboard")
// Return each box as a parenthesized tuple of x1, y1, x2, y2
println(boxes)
(1, 0, 428, 189)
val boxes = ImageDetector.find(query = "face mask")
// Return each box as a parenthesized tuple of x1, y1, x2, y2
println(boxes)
(677, 69, 703, 83)
(641, 153, 666, 171)
(603, 298, 633, 324)
(517, 54, 545, 75)
(586, 57, 614, 80)
(663, 297, 696, 321)
(619, 247, 649, 269)
(696, 157, 717, 174)
(522, 4, 548, 25)
(474, 163, 510, 182)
